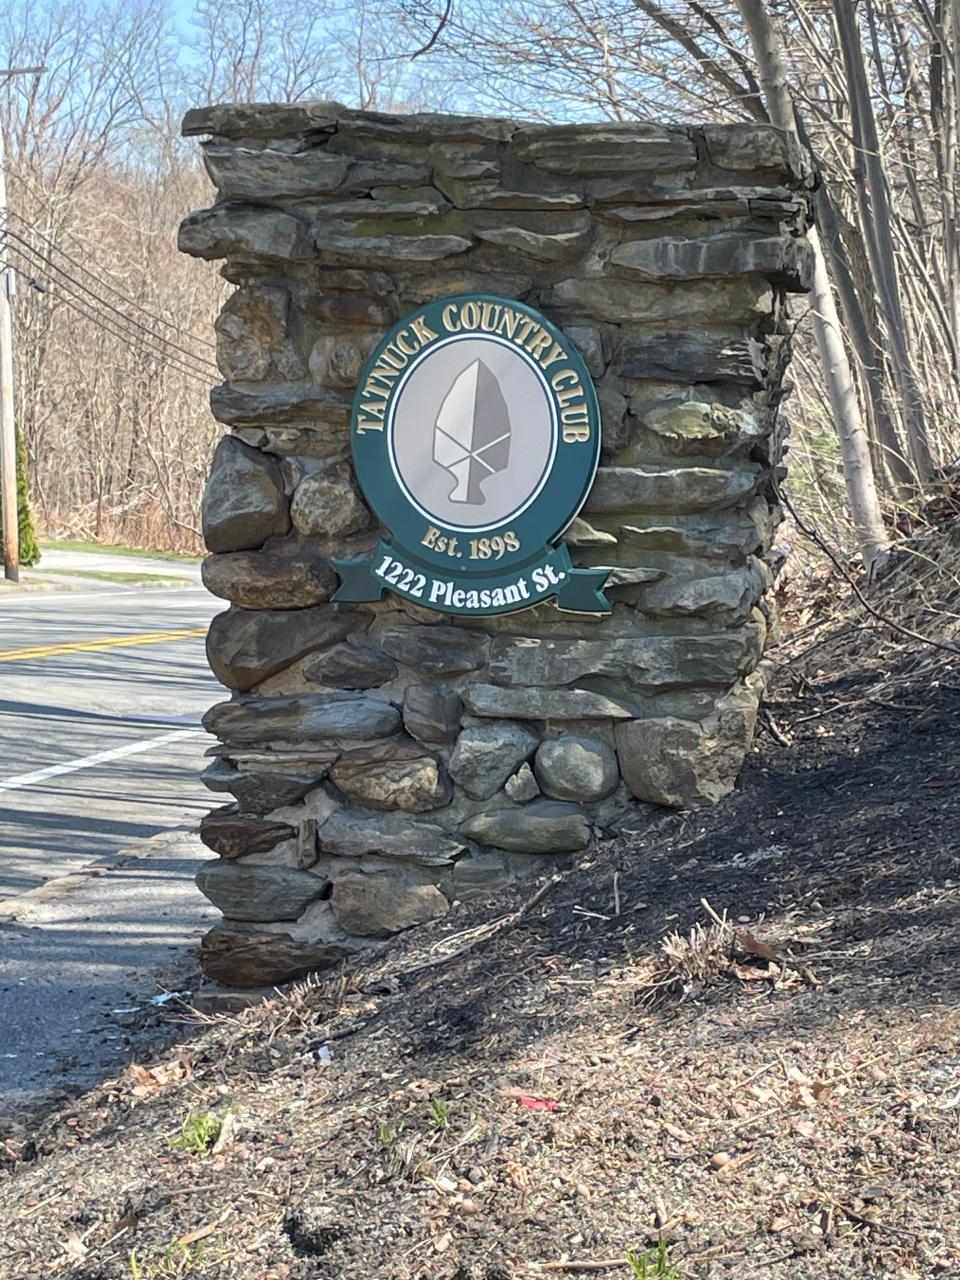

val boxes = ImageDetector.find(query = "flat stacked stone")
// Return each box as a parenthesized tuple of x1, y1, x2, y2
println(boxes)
(180, 102, 810, 987)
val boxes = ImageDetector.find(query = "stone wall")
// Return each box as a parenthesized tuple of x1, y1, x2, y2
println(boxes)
(179, 102, 811, 987)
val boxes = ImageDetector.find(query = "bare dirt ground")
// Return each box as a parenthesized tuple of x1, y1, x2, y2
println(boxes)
(2, 544, 960, 1280)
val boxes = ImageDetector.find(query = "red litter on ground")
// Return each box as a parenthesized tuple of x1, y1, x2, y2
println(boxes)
(518, 1095, 557, 1111)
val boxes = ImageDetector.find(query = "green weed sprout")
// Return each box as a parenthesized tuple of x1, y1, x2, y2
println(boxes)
(170, 1110, 222, 1156)
(625, 1239, 677, 1279)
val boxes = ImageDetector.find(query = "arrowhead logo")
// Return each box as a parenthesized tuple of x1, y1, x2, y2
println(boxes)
(432, 359, 511, 505)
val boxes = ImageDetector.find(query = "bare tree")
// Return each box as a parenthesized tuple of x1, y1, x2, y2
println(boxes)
(736, 0, 888, 569)
(832, 0, 933, 483)
(1, 0, 458, 551)
(400, 0, 960, 553)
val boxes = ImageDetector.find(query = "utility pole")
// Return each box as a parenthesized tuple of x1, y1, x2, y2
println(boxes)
(0, 66, 44, 582)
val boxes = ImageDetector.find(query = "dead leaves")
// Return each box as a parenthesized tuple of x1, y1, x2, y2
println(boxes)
(784, 1065, 843, 1112)
(63, 1231, 87, 1263)
(126, 1056, 192, 1097)
(729, 1064, 847, 1144)
(736, 929, 782, 964)
(503, 1160, 530, 1193)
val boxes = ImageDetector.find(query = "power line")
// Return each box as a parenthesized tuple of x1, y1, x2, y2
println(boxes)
(7, 253, 212, 388)
(5, 229, 218, 376)
(4, 230, 218, 378)
(9, 261, 212, 389)
(7, 256, 214, 389)
(8, 209, 217, 351)
(7, 210, 218, 352)
(11, 262, 212, 389)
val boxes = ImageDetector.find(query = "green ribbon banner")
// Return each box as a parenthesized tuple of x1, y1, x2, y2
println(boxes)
(333, 541, 611, 616)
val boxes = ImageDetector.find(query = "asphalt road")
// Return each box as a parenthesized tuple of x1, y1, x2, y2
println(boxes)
(0, 578, 225, 1113)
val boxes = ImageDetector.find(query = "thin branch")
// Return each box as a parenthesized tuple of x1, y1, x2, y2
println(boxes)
(777, 479, 960, 657)
(409, 0, 454, 59)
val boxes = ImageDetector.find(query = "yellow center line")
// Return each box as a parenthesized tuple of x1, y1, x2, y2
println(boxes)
(0, 627, 208, 662)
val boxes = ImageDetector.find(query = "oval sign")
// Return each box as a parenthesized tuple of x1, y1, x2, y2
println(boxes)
(333, 293, 611, 616)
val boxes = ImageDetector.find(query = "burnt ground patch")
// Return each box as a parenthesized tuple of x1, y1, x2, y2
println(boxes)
(2, 645, 960, 1279)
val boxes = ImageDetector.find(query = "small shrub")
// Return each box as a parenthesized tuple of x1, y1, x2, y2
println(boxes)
(637, 916, 735, 1005)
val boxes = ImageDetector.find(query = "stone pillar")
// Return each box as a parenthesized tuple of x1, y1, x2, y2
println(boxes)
(179, 102, 810, 987)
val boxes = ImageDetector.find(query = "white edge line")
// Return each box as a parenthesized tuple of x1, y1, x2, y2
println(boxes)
(0, 587, 208, 606)
(0, 729, 207, 793)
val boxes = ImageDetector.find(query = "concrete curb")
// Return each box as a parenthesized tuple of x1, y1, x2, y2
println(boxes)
(0, 827, 204, 922)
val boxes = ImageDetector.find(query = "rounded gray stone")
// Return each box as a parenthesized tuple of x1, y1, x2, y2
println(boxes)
(309, 335, 373, 389)
(402, 683, 463, 745)
(200, 908, 357, 988)
(615, 680, 761, 809)
(215, 285, 305, 381)
(459, 800, 590, 853)
(202, 435, 290, 554)
(304, 643, 398, 689)
(563, 322, 606, 377)
(330, 874, 448, 938)
(205, 604, 364, 691)
(197, 861, 325, 922)
(330, 742, 451, 814)
(202, 550, 337, 609)
(291, 465, 371, 538)
(449, 724, 539, 800)
(535, 736, 619, 802)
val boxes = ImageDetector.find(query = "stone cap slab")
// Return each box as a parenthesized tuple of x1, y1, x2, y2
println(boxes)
(182, 101, 522, 142)
(180, 102, 807, 184)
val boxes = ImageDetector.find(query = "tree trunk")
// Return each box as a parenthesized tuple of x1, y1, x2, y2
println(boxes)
(808, 226, 890, 569)
(832, 0, 935, 483)
(948, 0, 960, 360)
(814, 184, 914, 491)
(736, 0, 890, 570)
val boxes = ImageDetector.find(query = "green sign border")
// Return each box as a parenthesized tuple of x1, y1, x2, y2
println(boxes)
(333, 293, 611, 617)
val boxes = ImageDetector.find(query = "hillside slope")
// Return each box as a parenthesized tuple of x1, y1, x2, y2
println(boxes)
(2, 554, 960, 1280)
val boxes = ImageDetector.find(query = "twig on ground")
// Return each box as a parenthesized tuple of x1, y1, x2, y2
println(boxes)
(760, 707, 793, 746)
(399, 875, 562, 978)
(777, 482, 960, 657)
(700, 898, 727, 928)
(530, 1260, 626, 1273)
(573, 905, 610, 922)
(835, 1202, 914, 1240)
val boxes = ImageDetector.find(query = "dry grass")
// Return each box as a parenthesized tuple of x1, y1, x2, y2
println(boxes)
(635, 917, 735, 1006)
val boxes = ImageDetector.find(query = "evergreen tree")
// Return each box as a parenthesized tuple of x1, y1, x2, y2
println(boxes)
(0, 428, 40, 568)
(16, 428, 39, 566)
